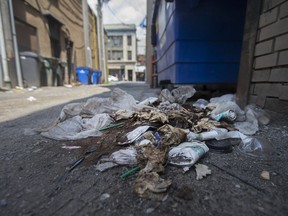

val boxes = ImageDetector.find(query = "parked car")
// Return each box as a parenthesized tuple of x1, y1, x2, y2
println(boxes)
(108, 75, 119, 82)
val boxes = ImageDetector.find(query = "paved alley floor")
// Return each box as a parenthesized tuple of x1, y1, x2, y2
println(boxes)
(0, 82, 287, 216)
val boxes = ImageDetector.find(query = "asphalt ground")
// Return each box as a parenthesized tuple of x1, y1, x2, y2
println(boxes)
(0, 82, 287, 216)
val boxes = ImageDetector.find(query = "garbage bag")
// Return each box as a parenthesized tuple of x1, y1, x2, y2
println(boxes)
(41, 114, 113, 140)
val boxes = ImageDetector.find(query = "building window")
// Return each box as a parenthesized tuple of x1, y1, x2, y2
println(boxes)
(127, 35, 132, 46)
(111, 51, 123, 60)
(128, 51, 132, 60)
(108, 50, 111, 60)
(108, 36, 123, 47)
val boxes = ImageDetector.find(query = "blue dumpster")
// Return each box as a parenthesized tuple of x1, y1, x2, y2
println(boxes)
(91, 70, 98, 84)
(76, 67, 90, 85)
(153, 0, 247, 84)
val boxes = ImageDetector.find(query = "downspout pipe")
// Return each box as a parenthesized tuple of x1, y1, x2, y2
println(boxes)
(0, 2, 10, 87)
(8, 0, 23, 87)
(82, 0, 91, 67)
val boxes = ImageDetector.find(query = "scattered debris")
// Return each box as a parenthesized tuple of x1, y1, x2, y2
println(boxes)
(27, 86, 37, 91)
(27, 96, 37, 102)
(36, 87, 272, 200)
(134, 172, 172, 200)
(146, 207, 155, 214)
(260, 171, 270, 180)
(61, 145, 81, 150)
(100, 193, 110, 201)
(95, 162, 118, 172)
(118, 126, 151, 145)
(168, 141, 209, 168)
(195, 164, 212, 180)
(120, 166, 141, 179)
(176, 185, 193, 200)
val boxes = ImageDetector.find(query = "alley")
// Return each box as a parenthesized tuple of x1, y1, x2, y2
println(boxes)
(0, 82, 288, 216)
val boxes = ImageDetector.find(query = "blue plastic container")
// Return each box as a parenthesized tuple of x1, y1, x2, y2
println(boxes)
(97, 71, 102, 84)
(154, 0, 247, 84)
(76, 67, 90, 85)
(91, 70, 98, 84)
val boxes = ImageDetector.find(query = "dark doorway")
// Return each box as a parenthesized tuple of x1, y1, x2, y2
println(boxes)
(128, 70, 133, 81)
(65, 38, 73, 84)
(46, 15, 62, 58)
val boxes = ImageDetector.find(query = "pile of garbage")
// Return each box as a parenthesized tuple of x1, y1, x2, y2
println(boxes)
(38, 87, 271, 200)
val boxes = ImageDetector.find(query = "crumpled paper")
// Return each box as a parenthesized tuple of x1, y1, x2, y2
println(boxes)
(134, 172, 172, 200)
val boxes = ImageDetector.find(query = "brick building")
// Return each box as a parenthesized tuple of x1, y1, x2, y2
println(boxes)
(0, 0, 100, 87)
(238, 0, 288, 112)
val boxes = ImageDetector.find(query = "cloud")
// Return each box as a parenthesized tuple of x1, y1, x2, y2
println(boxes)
(103, 0, 146, 26)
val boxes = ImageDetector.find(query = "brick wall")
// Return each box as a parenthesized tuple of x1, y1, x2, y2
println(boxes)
(249, 0, 288, 112)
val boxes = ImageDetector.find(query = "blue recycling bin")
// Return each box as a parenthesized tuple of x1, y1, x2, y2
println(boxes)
(97, 71, 102, 84)
(91, 70, 98, 84)
(76, 67, 90, 85)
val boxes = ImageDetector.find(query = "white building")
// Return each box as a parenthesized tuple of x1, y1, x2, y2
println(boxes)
(104, 24, 137, 81)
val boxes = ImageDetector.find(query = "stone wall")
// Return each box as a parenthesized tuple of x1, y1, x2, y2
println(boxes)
(249, 0, 288, 112)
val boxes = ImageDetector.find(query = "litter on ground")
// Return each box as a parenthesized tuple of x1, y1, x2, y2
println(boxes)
(33, 87, 272, 200)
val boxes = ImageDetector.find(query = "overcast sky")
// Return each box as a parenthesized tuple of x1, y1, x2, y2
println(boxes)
(88, 0, 147, 54)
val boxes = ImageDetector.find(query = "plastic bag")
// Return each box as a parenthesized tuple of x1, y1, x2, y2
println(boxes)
(41, 114, 113, 140)
(171, 86, 196, 104)
(210, 94, 235, 104)
(168, 141, 209, 167)
(159, 89, 175, 103)
(193, 99, 209, 109)
(110, 147, 137, 165)
(234, 108, 258, 135)
(247, 104, 270, 125)
(211, 101, 245, 122)
(238, 137, 275, 159)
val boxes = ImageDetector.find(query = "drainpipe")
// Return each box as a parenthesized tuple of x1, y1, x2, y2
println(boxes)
(0, 0, 10, 86)
(82, 0, 91, 68)
(96, 0, 107, 83)
(8, 0, 23, 87)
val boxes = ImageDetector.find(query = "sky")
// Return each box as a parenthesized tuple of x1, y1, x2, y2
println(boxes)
(88, 0, 147, 54)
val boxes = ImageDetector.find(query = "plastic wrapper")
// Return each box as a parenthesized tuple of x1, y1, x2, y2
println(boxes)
(117, 126, 151, 145)
(193, 99, 209, 109)
(110, 147, 137, 165)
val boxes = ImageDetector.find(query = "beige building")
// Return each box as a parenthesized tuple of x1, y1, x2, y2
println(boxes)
(0, 0, 101, 87)
(104, 24, 137, 81)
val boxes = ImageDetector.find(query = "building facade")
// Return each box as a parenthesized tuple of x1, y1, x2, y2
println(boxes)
(0, 0, 100, 87)
(104, 24, 137, 81)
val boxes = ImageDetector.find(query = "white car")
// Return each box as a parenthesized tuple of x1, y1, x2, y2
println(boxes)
(108, 75, 119, 82)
